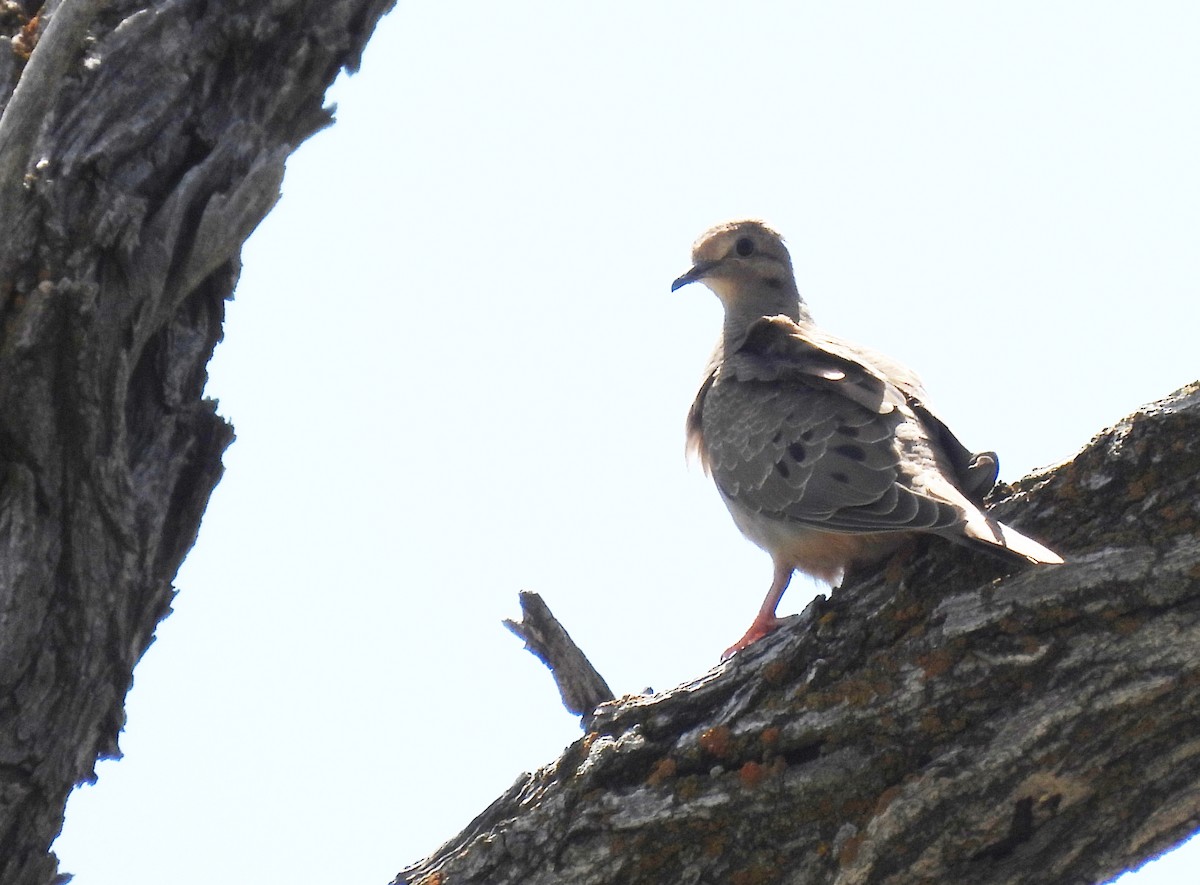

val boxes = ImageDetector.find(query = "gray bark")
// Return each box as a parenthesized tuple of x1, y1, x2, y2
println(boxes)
(399, 383, 1200, 885)
(0, 2, 392, 883)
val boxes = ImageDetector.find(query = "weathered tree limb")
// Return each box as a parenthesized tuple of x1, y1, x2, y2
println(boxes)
(504, 590, 616, 722)
(398, 383, 1200, 885)
(0, 3, 392, 883)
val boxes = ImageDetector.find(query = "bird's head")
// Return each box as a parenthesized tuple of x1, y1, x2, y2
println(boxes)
(671, 220, 798, 305)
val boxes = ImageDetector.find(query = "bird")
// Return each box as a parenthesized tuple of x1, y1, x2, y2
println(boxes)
(673, 220, 1063, 659)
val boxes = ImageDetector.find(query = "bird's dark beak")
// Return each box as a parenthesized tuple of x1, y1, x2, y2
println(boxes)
(671, 260, 716, 292)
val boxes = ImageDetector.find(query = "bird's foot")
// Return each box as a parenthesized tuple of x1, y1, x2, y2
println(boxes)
(721, 615, 786, 661)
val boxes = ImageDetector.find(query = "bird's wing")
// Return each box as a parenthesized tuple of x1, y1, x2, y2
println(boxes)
(696, 316, 970, 534)
(801, 323, 1000, 504)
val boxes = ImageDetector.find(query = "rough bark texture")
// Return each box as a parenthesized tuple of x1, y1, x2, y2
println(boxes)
(399, 383, 1200, 885)
(0, 2, 392, 883)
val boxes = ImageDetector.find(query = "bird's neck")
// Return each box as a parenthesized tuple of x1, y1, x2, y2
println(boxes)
(719, 285, 811, 355)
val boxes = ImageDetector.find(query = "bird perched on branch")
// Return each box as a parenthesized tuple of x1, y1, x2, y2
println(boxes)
(673, 220, 1063, 659)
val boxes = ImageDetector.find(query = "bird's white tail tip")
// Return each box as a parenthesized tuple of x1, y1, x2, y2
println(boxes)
(995, 522, 1064, 565)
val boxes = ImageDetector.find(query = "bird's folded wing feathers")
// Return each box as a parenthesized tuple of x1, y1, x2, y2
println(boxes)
(752, 316, 1000, 503)
(738, 316, 902, 415)
(698, 315, 970, 534)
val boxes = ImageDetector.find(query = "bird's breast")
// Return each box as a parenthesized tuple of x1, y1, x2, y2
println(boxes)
(719, 490, 909, 584)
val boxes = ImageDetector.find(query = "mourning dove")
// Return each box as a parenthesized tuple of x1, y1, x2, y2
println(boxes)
(673, 220, 1063, 658)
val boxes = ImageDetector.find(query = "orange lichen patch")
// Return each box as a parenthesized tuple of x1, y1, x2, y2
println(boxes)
(875, 715, 899, 734)
(413, 874, 442, 885)
(915, 647, 957, 678)
(801, 689, 832, 710)
(732, 864, 778, 885)
(876, 750, 905, 774)
(1036, 606, 1079, 627)
(889, 601, 923, 625)
(818, 611, 837, 626)
(839, 797, 873, 818)
(919, 713, 946, 735)
(816, 841, 831, 857)
(874, 784, 903, 814)
(873, 653, 902, 676)
(963, 684, 989, 701)
(804, 677, 888, 710)
(677, 775, 703, 801)
(738, 760, 767, 788)
(1159, 503, 1183, 521)
(833, 677, 890, 706)
(1125, 477, 1149, 501)
(1034, 751, 1064, 771)
(998, 616, 1024, 634)
(699, 725, 733, 759)
(760, 726, 781, 749)
(563, 733, 598, 776)
(635, 838, 682, 875)
(838, 831, 866, 866)
(646, 757, 677, 787)
(1113, 615, 1141, 636)
(11, 12, 40, 59)
(703, 831, 728, 858)
(762, 659, 790, 685)
(1123, 716, 1155, 740)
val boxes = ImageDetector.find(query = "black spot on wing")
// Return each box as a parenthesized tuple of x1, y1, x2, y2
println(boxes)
(832, 444, 866, 462)
(787, 442, 807, 463)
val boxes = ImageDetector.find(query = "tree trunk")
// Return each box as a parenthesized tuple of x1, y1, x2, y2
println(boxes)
(0, 2, 392, 883)
(398, 383, 1200, 885)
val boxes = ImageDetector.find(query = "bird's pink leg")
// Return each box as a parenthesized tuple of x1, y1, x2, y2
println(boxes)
(722, 562, 794, 660)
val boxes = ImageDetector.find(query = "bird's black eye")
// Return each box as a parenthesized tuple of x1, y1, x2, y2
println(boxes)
(735, 236, 755, 257)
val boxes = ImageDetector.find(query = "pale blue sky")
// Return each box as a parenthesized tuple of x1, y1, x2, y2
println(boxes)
(54, 3, 1198, 884)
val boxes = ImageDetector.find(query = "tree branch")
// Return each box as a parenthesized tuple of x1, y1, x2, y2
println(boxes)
(504, 591, 616, 722)
(398, 383, 1200, 885)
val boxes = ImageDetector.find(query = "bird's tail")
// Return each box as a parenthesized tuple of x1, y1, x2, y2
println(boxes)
(964, 517, 1064, 566)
